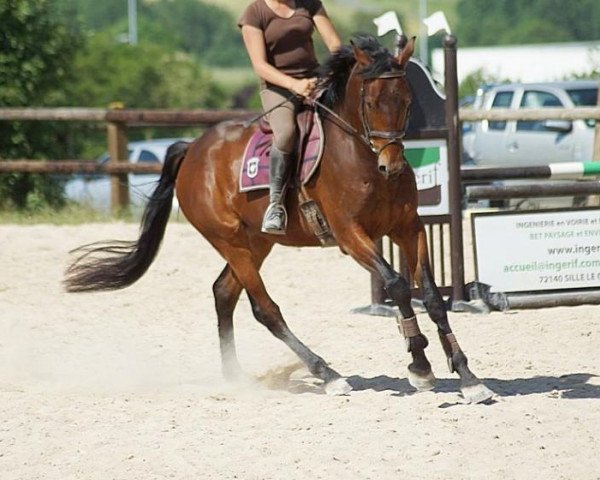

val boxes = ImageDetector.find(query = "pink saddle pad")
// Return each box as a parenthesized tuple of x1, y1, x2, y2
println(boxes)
(239, 113, 324, 192)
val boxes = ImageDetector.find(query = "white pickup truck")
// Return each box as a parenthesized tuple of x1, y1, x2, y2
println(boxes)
(462, 80, 598, 167)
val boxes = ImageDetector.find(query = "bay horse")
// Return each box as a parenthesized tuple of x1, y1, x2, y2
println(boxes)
(65, 35, 494, 403)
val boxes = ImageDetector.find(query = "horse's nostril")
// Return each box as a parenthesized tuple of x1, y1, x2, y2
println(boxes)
(378, 165, 388, 174)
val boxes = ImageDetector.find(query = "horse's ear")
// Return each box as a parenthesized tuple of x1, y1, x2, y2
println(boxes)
(396, 36, 416, 68)
(351, 40, 372, 67)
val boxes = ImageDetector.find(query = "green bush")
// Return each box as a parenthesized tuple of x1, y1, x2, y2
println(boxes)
(0, 1, 228, 212)
(0, 0, 82, 211)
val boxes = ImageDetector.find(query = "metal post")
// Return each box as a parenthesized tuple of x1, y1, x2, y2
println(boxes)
(589, 80, 600, 206)
(419, 0, 428, 64)
(128, 0, 138, 45)
(107, 102, 129, 213)
(594, 80, 600, 160)
(443, 34, 466, 303)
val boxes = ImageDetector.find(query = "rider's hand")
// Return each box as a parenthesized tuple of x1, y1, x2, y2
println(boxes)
(291, 77, 317, 98)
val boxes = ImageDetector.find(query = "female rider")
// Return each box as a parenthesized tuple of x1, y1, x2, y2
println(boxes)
(238, 0, 341, 234)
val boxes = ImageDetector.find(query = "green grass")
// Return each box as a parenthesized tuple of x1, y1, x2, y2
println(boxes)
(0, 203, 133, 225)
(0, 204, 189, 225)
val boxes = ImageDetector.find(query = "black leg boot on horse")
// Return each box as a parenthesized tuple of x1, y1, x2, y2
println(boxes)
(262, 146, 293, 235)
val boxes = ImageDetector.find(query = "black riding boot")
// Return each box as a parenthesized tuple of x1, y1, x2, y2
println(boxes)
(262, 146, 292, 235)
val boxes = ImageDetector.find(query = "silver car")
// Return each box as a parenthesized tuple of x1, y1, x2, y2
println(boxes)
(64, 138, 189, 212)
(463, 80, 598, 167)
(462, 80, 599, 208)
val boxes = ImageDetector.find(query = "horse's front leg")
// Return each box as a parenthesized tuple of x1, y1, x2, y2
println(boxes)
(213, 264, 245, 381)
(335, 226, 435, 391)
(391, 221, 495, 404)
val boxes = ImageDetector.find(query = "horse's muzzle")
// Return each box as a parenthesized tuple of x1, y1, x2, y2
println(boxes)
(377, 152, 408, 178)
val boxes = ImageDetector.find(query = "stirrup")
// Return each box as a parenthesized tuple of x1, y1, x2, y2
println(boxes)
(261, 202, 288, 235)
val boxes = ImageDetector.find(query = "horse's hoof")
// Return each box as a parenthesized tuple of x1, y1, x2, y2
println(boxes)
(461, 383, 496, 404)
(407, 368, 436, 391)
(325, 377, 352, 396)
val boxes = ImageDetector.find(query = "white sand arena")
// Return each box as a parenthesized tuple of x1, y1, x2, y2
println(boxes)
(1, 221, 598, 479)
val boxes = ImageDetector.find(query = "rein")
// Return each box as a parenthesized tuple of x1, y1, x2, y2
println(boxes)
(242, 69, 408, 157)
(313, 69, 407, 155)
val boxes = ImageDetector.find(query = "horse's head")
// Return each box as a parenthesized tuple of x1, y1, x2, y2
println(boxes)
(349, 36, 415, 178)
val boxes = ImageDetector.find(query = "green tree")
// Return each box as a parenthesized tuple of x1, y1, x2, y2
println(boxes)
(69, 33, 225, 109)
(458, 69, 511, 101)
(140, 0, 245, 67)
(0, 0, 82, 210)
(56, 0, 247, 67)
(456, 0, 600, 46)
(64, 32, 227, 160)
(54, 0, 126, 30)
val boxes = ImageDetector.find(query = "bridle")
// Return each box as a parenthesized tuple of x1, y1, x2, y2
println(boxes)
(359, 70, 408, 155)
(313, 68, 408, 156)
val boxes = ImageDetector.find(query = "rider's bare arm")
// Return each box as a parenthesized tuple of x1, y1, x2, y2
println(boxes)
(314, 6, 341, 54)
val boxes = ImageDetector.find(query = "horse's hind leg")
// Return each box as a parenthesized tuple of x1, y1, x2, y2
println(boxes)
(213, 265, 245, 381)
(392, 223, 495, 404)
(212, 237, 351, 395)
(213, 240, 273, 381)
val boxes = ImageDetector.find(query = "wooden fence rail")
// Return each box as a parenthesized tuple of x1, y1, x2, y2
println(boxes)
(4, 106, 600, 123)
(0, 107, 256, 211)
(0, 107, 256, 126)
(0, 161, 163, 174)
(3, 105, 600, 210)
(460, 106, 600, 122)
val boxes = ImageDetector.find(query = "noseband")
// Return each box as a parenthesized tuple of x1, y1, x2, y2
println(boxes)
(313, 69, 408, 155)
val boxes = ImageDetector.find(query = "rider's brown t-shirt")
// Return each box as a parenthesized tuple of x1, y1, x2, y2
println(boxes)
(238, 0, 323, 82)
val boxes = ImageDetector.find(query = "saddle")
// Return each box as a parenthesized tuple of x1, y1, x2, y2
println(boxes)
(239, 106, 335, 246)
(239, 106, 324, 192)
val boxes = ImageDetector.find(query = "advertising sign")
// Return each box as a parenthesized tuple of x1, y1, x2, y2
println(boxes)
(472, 209, 600, 293)
(405, 139, 449, 216)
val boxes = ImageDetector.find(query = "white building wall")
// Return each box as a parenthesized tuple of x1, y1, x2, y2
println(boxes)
(431, 41, 600, 84)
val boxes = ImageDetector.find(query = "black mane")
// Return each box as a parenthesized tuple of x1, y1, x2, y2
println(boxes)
(317, 34, 401, 108)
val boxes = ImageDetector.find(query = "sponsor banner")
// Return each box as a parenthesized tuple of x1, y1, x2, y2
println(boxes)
(405, 139, 449, 216)
(472, 209, 600, 292)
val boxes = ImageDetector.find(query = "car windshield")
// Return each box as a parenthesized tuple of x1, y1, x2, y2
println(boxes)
(566, 88, 598, 127)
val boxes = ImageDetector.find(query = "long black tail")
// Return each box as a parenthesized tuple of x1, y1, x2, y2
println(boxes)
(64, 141, 189, 293)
